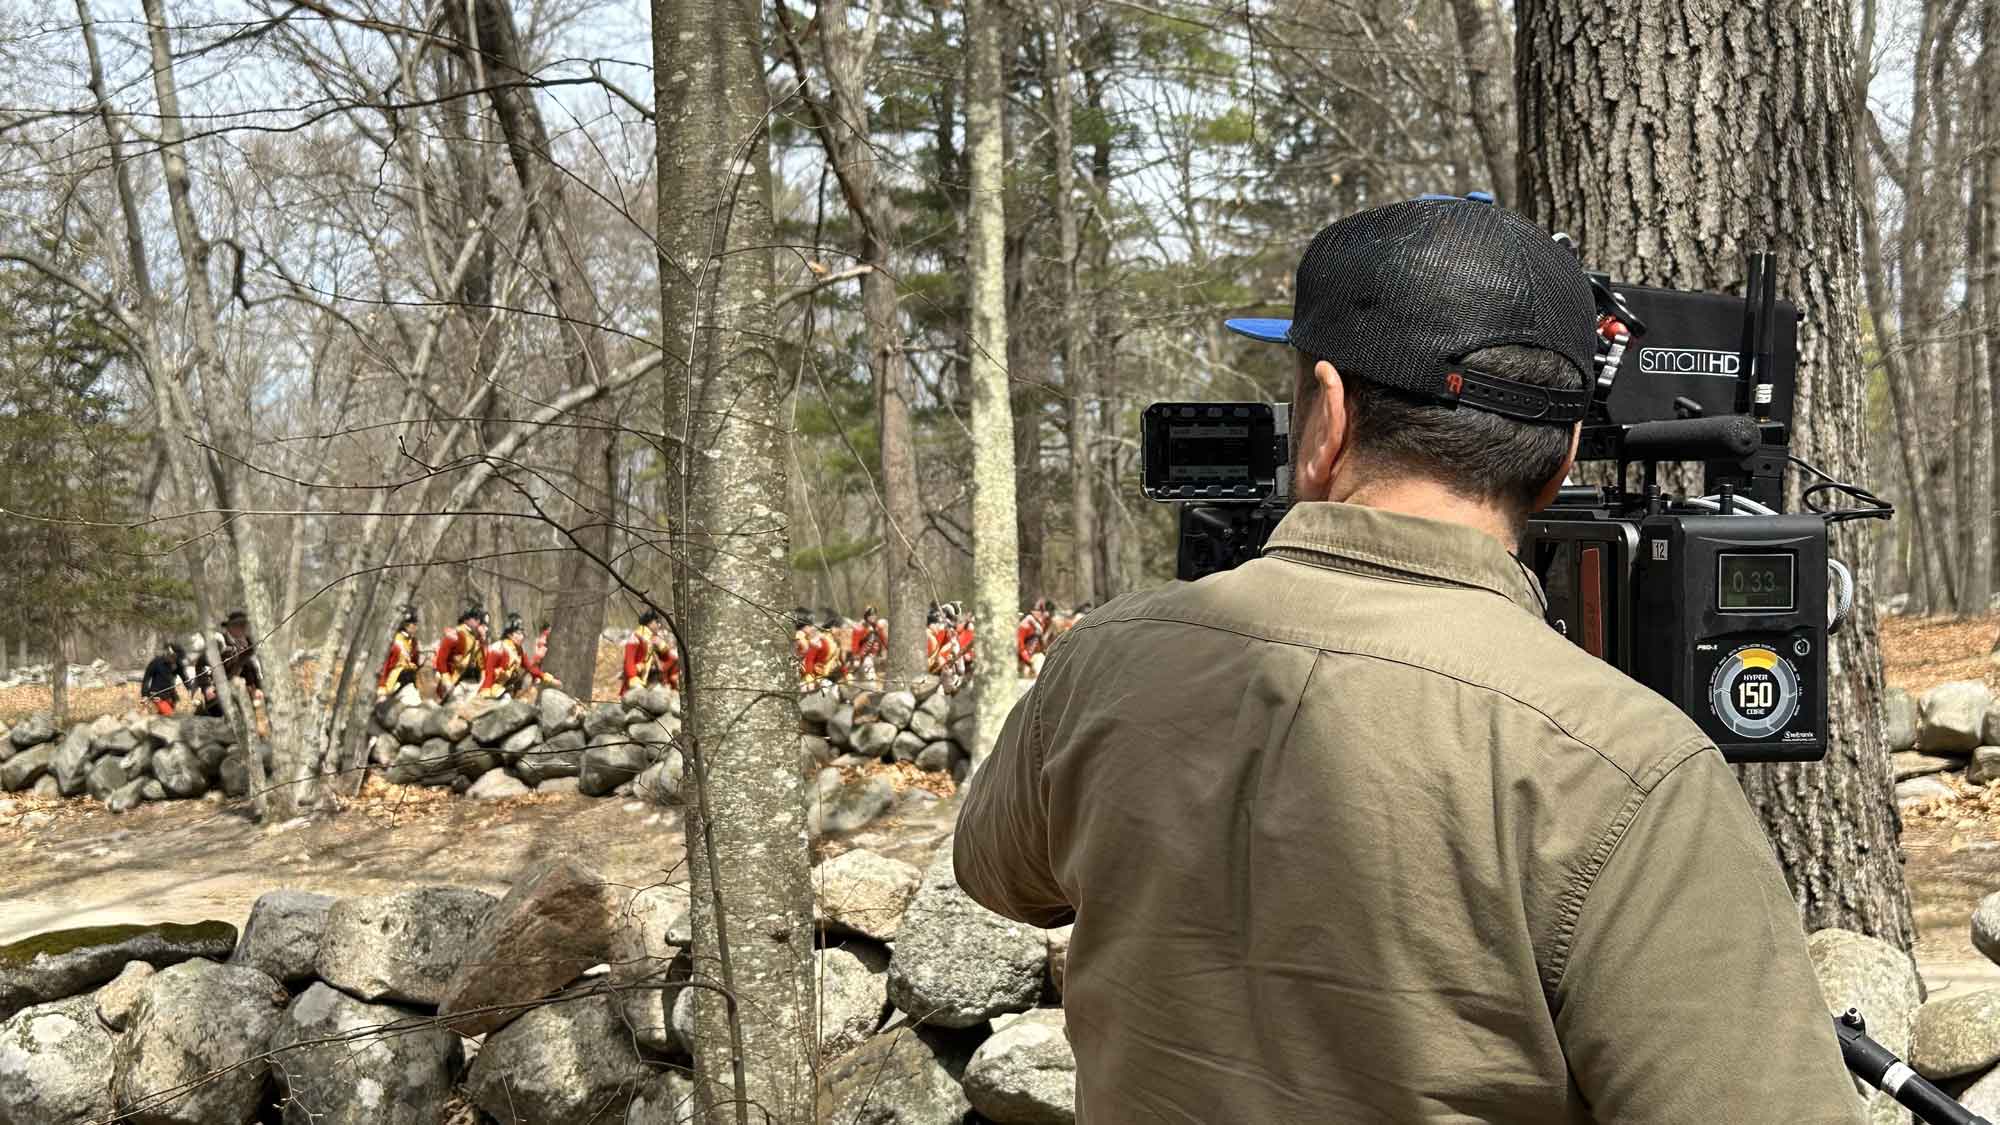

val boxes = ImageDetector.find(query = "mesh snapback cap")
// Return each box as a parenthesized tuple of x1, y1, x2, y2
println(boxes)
(1226, 197, 1597, 423)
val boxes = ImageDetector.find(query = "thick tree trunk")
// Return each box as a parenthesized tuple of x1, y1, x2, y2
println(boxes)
(1967, 0, 2000, 616)
(656, 0, 813, 1118)
(968, 0, 1021, 759)
(1518, 0, 1913, 948)
(449, 0, 614, 694)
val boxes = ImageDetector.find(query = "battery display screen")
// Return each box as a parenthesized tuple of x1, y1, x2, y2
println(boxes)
(1717, 552, 1794, 612)
(1167, 424, 1251, 481)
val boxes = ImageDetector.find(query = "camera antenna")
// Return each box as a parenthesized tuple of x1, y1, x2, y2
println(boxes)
(1755, 251, 1779, 422)
(1736, 252, 1763, 417)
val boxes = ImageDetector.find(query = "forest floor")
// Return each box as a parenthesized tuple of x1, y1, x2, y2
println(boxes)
(3, 616, 2000, 993)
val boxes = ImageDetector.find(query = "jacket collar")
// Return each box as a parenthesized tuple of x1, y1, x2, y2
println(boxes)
(1262, 502, 1546, 615)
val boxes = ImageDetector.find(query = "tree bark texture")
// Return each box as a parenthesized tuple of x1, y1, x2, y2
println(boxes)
(141, 0, 308, 818)
(448, 0, 615, 693)
(1049, 0, 1099, 606)
(1518, 0, 1914, 947)
(777, 0, 928, 684)
(968, 0, 1022, 759)
(1966, 0, 1999, 615)
(656, 0, 814, 1118)
(1448, 0, 1517, 200)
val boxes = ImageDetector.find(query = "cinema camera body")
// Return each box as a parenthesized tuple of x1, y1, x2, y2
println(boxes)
(1142, 251, 1891, 764)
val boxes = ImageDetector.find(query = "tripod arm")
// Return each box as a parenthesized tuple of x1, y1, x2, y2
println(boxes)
(1837, 1009, 1993, 1125)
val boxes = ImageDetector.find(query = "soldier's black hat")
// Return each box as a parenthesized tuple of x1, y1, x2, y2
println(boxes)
(503, 614, 525, 637)
(639, 608, 663, 627)
(222, 609, 250, 628)
(460, 603, 486, 624)
(399, 604, 419, 627)
(792, 607, 813, 631)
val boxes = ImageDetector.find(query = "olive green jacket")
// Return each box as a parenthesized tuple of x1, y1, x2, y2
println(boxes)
(955, 501, 1860, 1124)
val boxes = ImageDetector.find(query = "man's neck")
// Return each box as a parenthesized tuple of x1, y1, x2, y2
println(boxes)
(1333, 478, 1522, 551)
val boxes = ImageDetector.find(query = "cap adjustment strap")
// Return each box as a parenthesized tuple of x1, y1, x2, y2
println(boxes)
(1444, 366, 1589, 423)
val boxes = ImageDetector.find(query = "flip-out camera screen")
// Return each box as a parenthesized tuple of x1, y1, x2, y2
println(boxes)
(1142, 403, 1278, 501)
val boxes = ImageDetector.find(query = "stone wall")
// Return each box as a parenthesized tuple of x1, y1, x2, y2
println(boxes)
(0, 847, 1077, 1124)
(1887, 681, 2000, 803)
(0, 677, 984, 816)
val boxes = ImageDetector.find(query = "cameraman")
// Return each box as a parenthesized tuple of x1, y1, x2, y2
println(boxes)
(955, 199, 1859, 1123)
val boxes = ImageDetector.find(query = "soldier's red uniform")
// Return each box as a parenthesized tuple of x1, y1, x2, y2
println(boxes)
(797, 630, 839, 681)
(433, 624, 484, 701)
(479, 636, 554, 699)
(376, 626, 421, 698)
(528, 627, 551, 682)
(1016, 612, 1047, 674)
(623, 622, 681, 696)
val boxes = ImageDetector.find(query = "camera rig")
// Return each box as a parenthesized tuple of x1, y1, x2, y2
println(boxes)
(1142, 248, 1893, 766)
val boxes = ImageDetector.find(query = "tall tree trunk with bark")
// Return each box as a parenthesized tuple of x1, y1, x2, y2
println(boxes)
(777, 0, 928, 683)
(968, 0, 1021, 758)
(1518, 0, 1913, 948)
(1048, 0, 1098, 606)
(140, 0, 308, 818)
(656, 0, 813, 1118)
(1967, 0, 2000, 616)
(1447, 0, 1516, 199)
(448, 0, 615, 694)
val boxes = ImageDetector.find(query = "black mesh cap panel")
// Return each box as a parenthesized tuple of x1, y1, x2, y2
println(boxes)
(1285, 199, 1597, 422)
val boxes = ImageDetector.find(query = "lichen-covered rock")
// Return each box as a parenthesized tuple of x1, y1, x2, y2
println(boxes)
(419, 706, 470, 744)
(1972, 747, 2000, 787)
(1808, 928, 1921, 1123)
(0, 920, 237, 1021)
(0, 993, 115, 1124)
(517, 730, 585, 786)
(818, 1027, 976, 1125)
(0, 745, 54, 792)
(269, 982, 460, 1125)
(85, 756, 129, 802)
(153, 744, 208, 798)
(498, 723, 542, 763)
(828, 703, 856, 749)
(852, 721, 899, 758)
(438, 861, 612, 1036)
(627, 685, 674, 718)
(106, 778, 149, 814)
(536, 688, 583, 736)
(51, 728, 98, 797)
(1911, 989, 2000, 1078)
(5, 713, 56, 750)
(219, 752, 249, 797)
(314, 886, 496, 1007)
(809, 769, 895, 836)
(467, 769, 531, 801)
(891, 731, 927, 763)
(803, 734, 835, 768)
(909, 708, 950, 745)
(817, 944, 889, 1058)
(801, 687, 841, 725)
(118, 742, 155, 779)
(962, 1008, 1077, 1124)
(392, 705, 431, 744)
(94, 960, 155, 1031)
(815, 849, 922, 942)
(1047, 926, 1072, 997)
(623, 1068, 696, 1125)
(915, 742, 955, 773)
(878, 691, 918, 728)
(470, 699, 537, 746)
(1884, 688, 1918, 752)
(633, 752, 684, 805)
(581, 735, 648, 797)
(465, 990, 654, 1125)
(232, 890, 334, 986)
(1920, 682, 1994, 753)
(1897, 775, 1956, 806)
(1893, 751, 1959, 782)
(110, 958, 287, 1125)
(94, 726, 141, 758)
(886, 839, 1046, 1028)
(584, 703, 626, 737)
(605, 882, 687, 1055)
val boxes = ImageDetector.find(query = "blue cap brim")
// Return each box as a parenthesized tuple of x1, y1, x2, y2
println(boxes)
(1223, 317, 1293, 344)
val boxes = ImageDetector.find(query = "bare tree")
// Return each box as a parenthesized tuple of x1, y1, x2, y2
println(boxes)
(968, 0, 1021, 757)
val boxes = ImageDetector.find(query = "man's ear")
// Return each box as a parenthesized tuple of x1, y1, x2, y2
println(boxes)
(1294, 359, 1348, 501)
(1528, 422, 1582, 513)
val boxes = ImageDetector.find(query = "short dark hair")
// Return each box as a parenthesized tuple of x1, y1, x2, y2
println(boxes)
(1299, 344, 1580, 514)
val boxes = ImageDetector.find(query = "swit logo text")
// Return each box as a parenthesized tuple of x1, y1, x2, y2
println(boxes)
(1638, 347, 1741, 377)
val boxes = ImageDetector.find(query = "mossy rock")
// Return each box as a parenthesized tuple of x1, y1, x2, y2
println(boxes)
(0, 920, 236, 1020)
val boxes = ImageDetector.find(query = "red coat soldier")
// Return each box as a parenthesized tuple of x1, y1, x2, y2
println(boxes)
(433, 605, 488, 702)
(376, 605, 422, 698)
(1016, 598, 1053, 678)
(623, 609, 681, 697)
(479, 615, 559, 699)
(850, 605, 887, 683)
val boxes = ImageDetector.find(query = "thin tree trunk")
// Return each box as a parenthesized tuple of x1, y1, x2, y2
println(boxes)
(657, 0, 813, 1116)
(50, 638, 67, 728)
(969, 0, 1021, 760)
(448, 0, 615, 693)
(1049, 0, 1098, 606)
(1518, 0, 1914, 948)
(140, 0, 308, 818)
(1968, 0, 2000, 615)
(1447, 0, 1517, 200)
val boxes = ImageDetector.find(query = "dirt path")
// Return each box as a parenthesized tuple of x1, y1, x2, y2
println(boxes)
(0, 778, 963, 944)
